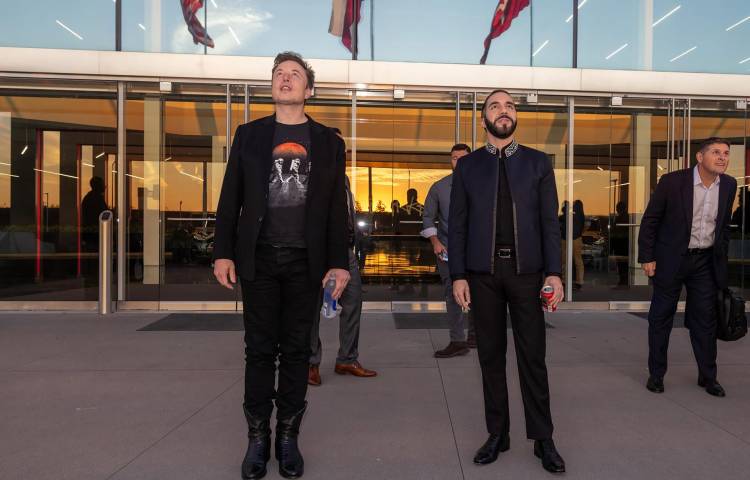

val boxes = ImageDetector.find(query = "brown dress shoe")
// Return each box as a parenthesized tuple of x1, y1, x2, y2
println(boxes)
(466, 333, 477, 349)
(334, 361, 378, 377)
(434, 341, 470, 358)
(308, 364, 321, 386)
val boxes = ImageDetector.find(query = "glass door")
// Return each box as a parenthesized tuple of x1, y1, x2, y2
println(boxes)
(570, 96, 689, 301)
(354, 90, 458, 302)
(690, 99, 748, 297)
(125, 82, 238, 307)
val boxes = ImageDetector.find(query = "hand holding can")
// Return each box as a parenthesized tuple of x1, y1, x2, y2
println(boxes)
(541, 285, 556, 312)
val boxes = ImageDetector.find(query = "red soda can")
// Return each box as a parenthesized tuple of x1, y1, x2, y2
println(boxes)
(541, 285, 556, 312)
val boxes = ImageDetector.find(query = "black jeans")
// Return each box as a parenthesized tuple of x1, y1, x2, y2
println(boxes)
(469, 258, 554, 440)
(240, 245, 320, 420)
(648, 251, 718, 382)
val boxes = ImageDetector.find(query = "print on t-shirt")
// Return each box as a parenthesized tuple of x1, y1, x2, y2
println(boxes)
(258, 122, 311, 247)
(268, 141, 310, 208)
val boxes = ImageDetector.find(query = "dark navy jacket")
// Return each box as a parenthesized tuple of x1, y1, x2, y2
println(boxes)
(637, 168, 736, 289)
(448, 141, 562, 280)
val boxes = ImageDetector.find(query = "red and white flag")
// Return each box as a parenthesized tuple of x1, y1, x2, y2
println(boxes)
(329, 0, 363, 54)
(480, 0, 530, 64)
(180, 0, 215, 48)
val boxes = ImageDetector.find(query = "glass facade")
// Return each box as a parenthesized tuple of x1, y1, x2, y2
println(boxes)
(578, 0, 750, 74)
(1, 77, 748, 306)
(3, 1, 749, 75)
(0, 79, 117, 300)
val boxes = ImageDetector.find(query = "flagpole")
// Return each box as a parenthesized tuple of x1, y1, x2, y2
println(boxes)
(572, 0, 578, 68)
(529, 0, 533, 66)
(370, 0, 375, 60)
(115, 0, 121, 51)
(352, 0, 359, 60)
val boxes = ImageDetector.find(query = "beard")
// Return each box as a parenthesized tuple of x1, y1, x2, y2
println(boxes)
(484, 114, 517, 139)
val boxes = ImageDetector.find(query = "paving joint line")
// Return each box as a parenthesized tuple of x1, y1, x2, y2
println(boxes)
(103, 373, 243, 480)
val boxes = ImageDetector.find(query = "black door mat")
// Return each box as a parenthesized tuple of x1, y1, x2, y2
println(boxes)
(139, 313, 243, 331)
(628, 312, 685, 327)
(393, 313, 553, 329)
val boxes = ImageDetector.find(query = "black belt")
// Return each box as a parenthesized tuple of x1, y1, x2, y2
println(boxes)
(495, 247, 515, 259)
(686, 247, 713, 255)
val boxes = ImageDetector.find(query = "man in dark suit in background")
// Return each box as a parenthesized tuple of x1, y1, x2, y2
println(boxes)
(450, 89, 565, 474)
(638, 137, 737, 398)
(80, 176, 108, 286)
(213, 52, 350, 479)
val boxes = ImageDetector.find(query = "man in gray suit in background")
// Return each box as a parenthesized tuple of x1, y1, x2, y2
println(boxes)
(308, 128, 377, 385)
(422, 143, 476, 358)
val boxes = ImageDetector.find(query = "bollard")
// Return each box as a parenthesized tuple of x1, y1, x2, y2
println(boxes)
(98, 210, 114, 314)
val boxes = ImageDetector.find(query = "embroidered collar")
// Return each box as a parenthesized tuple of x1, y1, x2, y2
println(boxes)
(486, 140, 519, 158)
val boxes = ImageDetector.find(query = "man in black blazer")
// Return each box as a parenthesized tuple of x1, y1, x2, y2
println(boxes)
(450, 89, 565, 474)
(213, 52, 350, 479)
(638, 137, 736, 398)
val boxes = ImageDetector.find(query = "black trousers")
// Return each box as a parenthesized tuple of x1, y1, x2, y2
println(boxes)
(648, 251, 718, 382)
(240, 245, 320, 420)
(469, 259, 554, 440)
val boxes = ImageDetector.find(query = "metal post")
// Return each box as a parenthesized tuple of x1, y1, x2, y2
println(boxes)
(116, 82, 126, 301)
(455, 91, 461, 144)
(99, 210, 114, 314)
(686, 98, 692, 167)
(566, 97, 575, 302)
(472, 92, 477, 150)
(226, 84, 231, 162)
(351, 90, 358, 199)
(244, 84, 249, 123)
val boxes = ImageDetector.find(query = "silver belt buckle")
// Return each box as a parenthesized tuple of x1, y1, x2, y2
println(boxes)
(496, 248, 512, 259)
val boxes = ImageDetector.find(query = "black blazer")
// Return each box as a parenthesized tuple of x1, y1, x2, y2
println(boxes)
(638, 168, 737, 289)
(448, 144, 561, 280)
(212, 114, 350, 286)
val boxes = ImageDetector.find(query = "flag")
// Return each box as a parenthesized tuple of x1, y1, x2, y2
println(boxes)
(180, 0, 215, 48)
(480, 0, 530, 64)
(329, 0, 363, 54)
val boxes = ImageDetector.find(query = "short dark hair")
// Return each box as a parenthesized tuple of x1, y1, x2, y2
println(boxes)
(481, 89, 515, 116)
(331, 127, 342, 135)
(451, 143, 471, 154)
(90, 176, 104, 191)
(698, 137, 731, 154)
(272, 51, 315, 89)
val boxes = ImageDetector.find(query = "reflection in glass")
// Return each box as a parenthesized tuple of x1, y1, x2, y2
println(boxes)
(0, 1, 115, 51)
(125, 83, 235, 302)
(0, 85, 117, 300)
(690, 101, 749, 297)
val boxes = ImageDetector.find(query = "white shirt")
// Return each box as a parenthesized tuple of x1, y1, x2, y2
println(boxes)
(689, 166, 720, 249)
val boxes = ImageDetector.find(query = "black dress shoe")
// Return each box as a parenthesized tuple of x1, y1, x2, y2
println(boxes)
(242, 407, 271, 480)
(473, 434, 510, 465)
(646, 376, 664, 393)
(698, 377, 726, 397)
(434, 341, 470, 358)
(534, 439, 566, 474)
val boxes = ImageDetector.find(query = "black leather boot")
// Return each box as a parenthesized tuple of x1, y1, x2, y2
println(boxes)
(242, 406, 271, 480)
(275, 404, 306, 479)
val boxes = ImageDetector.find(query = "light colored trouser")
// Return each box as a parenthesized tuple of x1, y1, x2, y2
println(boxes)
(437, 258, 475, 342)
(562, 238, 584, 285)
(310, 249, 362, 365)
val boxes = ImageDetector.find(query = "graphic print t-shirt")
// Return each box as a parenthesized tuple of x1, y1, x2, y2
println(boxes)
(257, 122, 311, 248)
